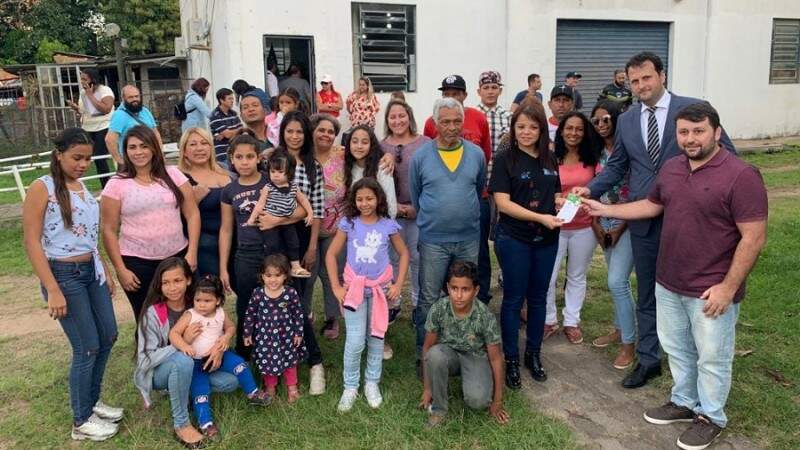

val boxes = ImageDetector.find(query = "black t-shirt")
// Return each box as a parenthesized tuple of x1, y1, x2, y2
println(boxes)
(221, 173, 268, 248)
(489, 148, 561, 246)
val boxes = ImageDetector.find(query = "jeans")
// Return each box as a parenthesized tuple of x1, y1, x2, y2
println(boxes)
(234, 245, 264, 359)
(342, 290, 384, 389)
(190, 351, 258, 428)
(389, 217, 420, 307)
(87, 128, 111, 188)
(45, 260, 117, 423)
(545, 227, 597, 327)
(310, 234, 344, 320)
(152, 352, 239, 429)
(197, 232, 220, 278)
(477, 198, 492, 303)
(414, 239, 479, 357)
(603, 229, 636, 344)
(494, 227, 558, 359)
(656, 283, 739, 428)
(424, 344, 492, 416)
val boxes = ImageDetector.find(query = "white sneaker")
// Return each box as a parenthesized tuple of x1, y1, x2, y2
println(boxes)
(309, 364, 326, 395)
(93, 400, 124, 423)
(71, 414, 117, 441)
(382, 342, 394, 360)
(364, 382, 383, 409)
(337, 388, 358, 412)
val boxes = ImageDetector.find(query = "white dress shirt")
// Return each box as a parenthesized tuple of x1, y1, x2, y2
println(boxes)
(639, 91, 671, 149)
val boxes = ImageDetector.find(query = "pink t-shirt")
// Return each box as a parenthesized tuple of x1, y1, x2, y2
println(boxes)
(558, 162, 600, 230)
(188, 307, 225, 358)
(101, 166, 189, 259)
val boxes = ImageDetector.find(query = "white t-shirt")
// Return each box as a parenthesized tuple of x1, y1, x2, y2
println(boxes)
(79, 85, 115, 132)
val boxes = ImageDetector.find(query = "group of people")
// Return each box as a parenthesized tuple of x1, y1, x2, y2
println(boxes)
(26, 51, 767, 450)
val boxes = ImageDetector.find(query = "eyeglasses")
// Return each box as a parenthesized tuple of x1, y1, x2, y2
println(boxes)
(591, 115, 612, 127)
(395, 144, 404, 164)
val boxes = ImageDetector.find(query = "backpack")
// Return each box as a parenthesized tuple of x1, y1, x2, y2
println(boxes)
(173, 99, 196, 120)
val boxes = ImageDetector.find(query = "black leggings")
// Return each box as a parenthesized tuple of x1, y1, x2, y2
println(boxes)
(122, 249, 185, 322)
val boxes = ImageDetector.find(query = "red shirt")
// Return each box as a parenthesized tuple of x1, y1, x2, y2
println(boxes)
(648, 149, 768, 302)
(424, 107, 492, 163)
(558, 162, 599, 230)
(319, 90, 341, 117)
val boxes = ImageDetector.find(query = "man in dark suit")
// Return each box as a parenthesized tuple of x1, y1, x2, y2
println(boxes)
(573, 52, 735, 389)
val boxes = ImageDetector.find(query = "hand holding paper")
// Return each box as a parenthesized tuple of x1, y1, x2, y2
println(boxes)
(556, 193, 582, 224)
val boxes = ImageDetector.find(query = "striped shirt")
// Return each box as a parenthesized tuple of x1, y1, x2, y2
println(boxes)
(476, 103, 511, 185)
(209, 106, 243, 157)
(264, 182, 298, 217)
(294, 161, 324, 219)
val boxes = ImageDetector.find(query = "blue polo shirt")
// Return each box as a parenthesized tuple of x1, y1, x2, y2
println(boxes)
(108, 105, 157, 154)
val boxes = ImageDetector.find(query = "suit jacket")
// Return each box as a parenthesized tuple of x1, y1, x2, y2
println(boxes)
(588, 93, 736, 237)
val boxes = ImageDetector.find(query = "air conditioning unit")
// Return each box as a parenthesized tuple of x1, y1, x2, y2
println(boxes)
(187, 19, 208, 47)
(174, 37, 187, 57)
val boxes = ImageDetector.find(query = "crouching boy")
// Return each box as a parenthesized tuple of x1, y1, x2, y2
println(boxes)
(419, 261, 509, 427)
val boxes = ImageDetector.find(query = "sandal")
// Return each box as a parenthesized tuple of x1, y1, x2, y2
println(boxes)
(287, 385, 301, 404)
(291, 267, 312, 278)
(200, 423, 220, 441)
(174, 432, 208, 449)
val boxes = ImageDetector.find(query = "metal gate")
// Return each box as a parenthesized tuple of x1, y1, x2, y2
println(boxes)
(555, 20, 671, 113)
(35, 65, 82, 139)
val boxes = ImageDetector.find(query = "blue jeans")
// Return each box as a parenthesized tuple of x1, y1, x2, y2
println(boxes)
(343, 290, 385, 389)
(656, 283, 739, 427)
(390, 217, 420, 307)
(190, 350, 258, 428)
(46, 260, 117, 424)
(603, 229, 636, 344)
(414, 239, 479, 356)
(477, 198, 492, 303)
(494, 226, 558, 359)
(152, 352, 239, 429)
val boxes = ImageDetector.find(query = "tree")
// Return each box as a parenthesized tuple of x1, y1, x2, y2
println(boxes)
(100, 0, 180, 55)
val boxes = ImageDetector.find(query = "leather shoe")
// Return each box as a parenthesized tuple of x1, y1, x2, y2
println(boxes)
(622, 363, 661, 389)
(505, 359, 522, 390)
(524, 350, 547, 382)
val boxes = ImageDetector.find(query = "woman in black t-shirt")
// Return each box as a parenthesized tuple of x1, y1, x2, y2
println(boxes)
(489, 102, 563, 389)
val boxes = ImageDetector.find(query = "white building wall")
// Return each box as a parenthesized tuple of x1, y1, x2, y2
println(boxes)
(182, 0, 800, 139)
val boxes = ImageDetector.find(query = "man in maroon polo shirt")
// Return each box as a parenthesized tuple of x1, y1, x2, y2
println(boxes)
(583, 103, 768, 450)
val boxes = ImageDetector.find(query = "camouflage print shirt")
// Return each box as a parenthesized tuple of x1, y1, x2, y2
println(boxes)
(425, 297, 502, 357)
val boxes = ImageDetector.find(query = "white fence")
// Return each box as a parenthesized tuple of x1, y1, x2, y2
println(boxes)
(0, 143, 180, 201)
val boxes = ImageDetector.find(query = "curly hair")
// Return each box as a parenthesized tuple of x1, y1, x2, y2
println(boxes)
(342, 177, 390, 221)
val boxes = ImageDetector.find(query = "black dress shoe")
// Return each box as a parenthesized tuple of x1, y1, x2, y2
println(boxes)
(524, 350, 547, 382)
(505, 359, 522, 390)
(622, 363, 662, 389)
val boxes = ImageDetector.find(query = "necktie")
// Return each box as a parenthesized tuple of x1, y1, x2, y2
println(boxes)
(646, 106, 661, 165)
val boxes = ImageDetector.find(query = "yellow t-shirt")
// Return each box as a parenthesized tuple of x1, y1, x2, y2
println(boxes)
(438, 144, 464, 173)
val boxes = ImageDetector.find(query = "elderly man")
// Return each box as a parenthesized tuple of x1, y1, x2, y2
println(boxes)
(105, 85, 161, 165)
(410, 97, 486, 377)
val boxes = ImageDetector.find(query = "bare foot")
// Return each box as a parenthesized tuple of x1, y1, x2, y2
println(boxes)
(175, 424, 204, 445)
(266, 385, 277, 397)
(287, 385, 301, 404)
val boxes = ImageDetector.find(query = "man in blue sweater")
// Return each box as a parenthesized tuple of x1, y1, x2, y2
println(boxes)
(410, 97, 486, 377)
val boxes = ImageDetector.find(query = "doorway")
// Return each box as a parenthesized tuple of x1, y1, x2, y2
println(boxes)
(263, 35, 316, 111)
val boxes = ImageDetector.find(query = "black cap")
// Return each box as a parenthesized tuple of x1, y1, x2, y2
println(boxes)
(550, 85, 575, 100)
(438, 74, 467, 92)
(565, 71, 582, 79)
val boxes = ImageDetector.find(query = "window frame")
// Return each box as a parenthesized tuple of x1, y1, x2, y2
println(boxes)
(770, 18, 800, 84)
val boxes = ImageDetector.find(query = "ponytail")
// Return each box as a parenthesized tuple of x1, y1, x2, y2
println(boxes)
(51, 128, 92, 228)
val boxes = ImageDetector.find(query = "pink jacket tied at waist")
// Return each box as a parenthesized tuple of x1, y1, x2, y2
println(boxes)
(343, 263, 394, 339)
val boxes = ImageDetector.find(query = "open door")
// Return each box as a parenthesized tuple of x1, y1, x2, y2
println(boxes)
(263, 35, 316, 112)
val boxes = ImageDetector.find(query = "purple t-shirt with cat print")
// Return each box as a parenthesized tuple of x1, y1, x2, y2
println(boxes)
(338, 216, 400, 279)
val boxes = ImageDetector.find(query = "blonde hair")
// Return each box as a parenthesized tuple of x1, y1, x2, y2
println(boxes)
(178, 127, 227, 174)
(358, 76, 375, 102)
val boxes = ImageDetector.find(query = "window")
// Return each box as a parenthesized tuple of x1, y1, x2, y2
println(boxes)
(352, 3, 416, 92)
(770, 19, 800, 84)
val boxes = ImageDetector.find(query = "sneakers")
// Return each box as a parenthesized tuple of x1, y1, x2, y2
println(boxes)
(542, 323, 560, 340)
(322, 319, 339, 340)
(200, 422, 220, 440)
(643, 402, 696, 425)
(337, 388, 358, 412)
(677, 415, 723, 450)
(613, 343, 635, 370)
(383, 341, 394, 360)
(71, 413, 118, 441)
(93, 400, 124, 423)
(364, 382, 383, 408)
(247, 389, 273, 406)
(309, 364, 326, 395)
(388, 307, 401, 325)
(591, 329, 621, 348)
(563, 326, 584, 344)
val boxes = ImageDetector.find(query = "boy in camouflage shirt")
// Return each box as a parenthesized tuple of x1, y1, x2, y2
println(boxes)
(419, 261, 509, 427)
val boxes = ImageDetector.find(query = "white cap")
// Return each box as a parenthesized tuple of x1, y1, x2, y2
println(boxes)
(320, 74, 333, 84)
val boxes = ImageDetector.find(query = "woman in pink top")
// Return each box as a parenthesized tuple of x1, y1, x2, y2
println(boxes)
(545, 112, 602, 345)
(101, 125, 200, 322)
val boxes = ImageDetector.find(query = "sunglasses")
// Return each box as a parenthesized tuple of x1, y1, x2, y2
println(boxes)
(591, 115, 612, 127)
(395, 144, 404, 164)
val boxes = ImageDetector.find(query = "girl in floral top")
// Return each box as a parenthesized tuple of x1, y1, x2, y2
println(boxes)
(346, 77, 381, 128)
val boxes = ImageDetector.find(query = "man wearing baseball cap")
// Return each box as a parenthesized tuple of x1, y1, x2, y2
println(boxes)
(565, 71, 583, 110)
(547, 85, 576, 141)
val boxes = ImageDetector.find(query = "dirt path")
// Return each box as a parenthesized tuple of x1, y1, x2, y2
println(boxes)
(521, 332, 757, 450)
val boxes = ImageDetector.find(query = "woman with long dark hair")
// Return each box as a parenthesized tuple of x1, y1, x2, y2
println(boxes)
(490, 103, 563, 388)
(67, 68, 114, 187)
(23, 127, 121, 441)
(101, 125, 200, 322)
(545, 111, 602, 345)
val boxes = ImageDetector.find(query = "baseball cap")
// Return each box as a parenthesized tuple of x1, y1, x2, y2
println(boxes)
(478, 71, 503, 87)
(320, 74, 333, 84)
(565, 71, 582, 79)
(439, 74, 467, 91)
(550, 85, 575, 100)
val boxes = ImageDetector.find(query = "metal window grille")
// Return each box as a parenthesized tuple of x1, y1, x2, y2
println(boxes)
(770, 19, 800, 84)
(352, 3, 416, 92)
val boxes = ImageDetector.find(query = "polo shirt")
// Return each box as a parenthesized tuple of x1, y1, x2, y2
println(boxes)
(647, 149, 768, 303)
(513, 89, 543, 105)
(108, 105, 157, 155)
(209, 106, 243, 157)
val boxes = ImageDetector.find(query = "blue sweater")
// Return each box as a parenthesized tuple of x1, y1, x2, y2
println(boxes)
(409, 139, 486, 243)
